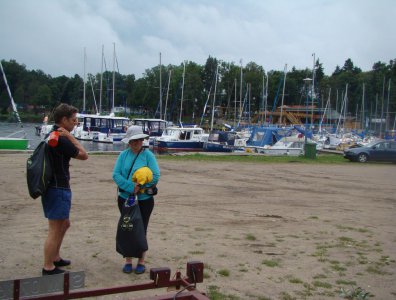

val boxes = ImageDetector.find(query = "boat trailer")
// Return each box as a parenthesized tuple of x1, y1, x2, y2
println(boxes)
(3, 261, 209, 300)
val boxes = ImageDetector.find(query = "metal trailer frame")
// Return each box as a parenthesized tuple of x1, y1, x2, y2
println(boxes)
(10, 261, 208, 300)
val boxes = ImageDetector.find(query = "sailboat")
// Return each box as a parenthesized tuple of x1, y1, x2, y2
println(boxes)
(72, 44, 129, 144)
(0, 61, 29, 150)
(134, 53, 171, 148)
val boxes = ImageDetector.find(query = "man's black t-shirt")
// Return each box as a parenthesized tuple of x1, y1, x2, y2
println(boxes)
(48, 126, 79, 189)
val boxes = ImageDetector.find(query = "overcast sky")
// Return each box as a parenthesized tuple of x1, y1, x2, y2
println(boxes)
(1, 0, 395, 78)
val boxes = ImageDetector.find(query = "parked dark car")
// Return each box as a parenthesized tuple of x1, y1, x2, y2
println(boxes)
(344, 140, 396, 163)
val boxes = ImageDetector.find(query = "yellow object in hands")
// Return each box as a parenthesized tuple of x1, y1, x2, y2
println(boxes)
(132, 167, 153, 185)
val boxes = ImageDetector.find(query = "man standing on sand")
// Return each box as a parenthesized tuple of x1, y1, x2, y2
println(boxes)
(41, 103, 88, 275)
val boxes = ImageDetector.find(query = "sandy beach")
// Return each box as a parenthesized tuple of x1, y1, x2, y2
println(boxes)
(0, 153, 395, 299)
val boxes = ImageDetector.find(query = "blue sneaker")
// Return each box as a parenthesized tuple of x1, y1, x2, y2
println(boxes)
(134, 264, 146, 274)
(122, 263, 133, 274)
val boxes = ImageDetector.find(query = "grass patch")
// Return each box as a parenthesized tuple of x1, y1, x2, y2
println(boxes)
(339, 286, 371, 299)
(238, 268, 248, 272)
(288, 276, 303, 284)
(380, 255, 391, 265)
(217, 269, 230, 277)
(330, 261, 347, 272)
(338, 236, 355, 243)
(245, 233, 257, 241)
(262, 259, 280, 267)
(336, 237, 370, 249)
(188, 250, 205, 255)
(336, 225, 370, 233)
(357, 253, 369, 264)
(313, 273, 327, 279)
(312, 245, 329, 262)
(194, 227, 213, 231)
(280, 292, 297, 300)
(207, 285, 240, 300)
(158, 153, 346, 164)
(336, 279, 357, 285)
(312, 280, 332, 289)
(366, 265, 389, 275)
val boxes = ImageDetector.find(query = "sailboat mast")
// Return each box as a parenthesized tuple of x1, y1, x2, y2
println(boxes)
(343, 84, 348, 131)
(179, 61, 186, 125)
(0, 61, 23, 128)
(261, 74, 265, 124)
(265, 73, 268, 125)
(374, 94, 378, 133)
(385, 78, 391, 132)
(234, 78, 237, 128)
(89, 75, 98, 114)
(319, 88, 331, 133)
(361, 83, 365, 130)
(83, 47, 86, 112)
(336, 84, 347, 134)
(159, 52, 162, 120)
(379, 76, 385, 137)
(279, 64, 287, 125)
(311, 53, 316, 128)
(112, 43, 115, 113)
(99, 45, 104, 114)
(210, 64, 219, 131)
(239, 60, 243, 123)
(248, 83, 252, 125)
(164, 70, 171, 122)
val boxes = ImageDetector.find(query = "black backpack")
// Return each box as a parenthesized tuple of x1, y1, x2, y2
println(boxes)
(26, 140, 54, 199)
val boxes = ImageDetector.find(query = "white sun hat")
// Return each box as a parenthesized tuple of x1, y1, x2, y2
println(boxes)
(121, 125, 149, 144)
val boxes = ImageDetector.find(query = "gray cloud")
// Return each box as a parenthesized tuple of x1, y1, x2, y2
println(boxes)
(1, 0, 395, 78)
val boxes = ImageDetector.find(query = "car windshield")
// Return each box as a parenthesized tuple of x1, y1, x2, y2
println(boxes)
(366, 140, 382, 148)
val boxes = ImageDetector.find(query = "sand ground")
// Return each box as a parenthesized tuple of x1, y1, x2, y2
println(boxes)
(0, 153, 395, 299)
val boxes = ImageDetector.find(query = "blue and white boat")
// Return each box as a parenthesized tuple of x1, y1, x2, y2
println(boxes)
(91, 115, 129, 143)
(131, 118, 169, 147)
(73, 113, 96, 141)
(203, 130, 248, 152)
(154, 126, 209, 153)
(244, 126, 292, 152)
(73, 114, 129, 143)
(255, 136, 306, 155)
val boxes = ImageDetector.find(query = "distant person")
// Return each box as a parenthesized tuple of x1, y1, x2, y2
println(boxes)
(113, 126, 160, 274)
(41, 103, 88, 275)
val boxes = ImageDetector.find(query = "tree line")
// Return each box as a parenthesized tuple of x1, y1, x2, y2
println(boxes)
(1, 57, 395, 126)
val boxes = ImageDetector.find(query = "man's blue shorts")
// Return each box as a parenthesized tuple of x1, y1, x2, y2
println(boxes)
(41, 187, 72, 220)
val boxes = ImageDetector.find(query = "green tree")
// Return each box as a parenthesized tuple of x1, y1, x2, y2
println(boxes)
(34, 84, 52, 107)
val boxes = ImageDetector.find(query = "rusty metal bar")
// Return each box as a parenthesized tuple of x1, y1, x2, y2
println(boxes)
(63, 273, 69, 298)
(19, 278, 190, 299)
(13, 279, 20, 300)
(15, 261, 208, 300)
(133, 290, 210, 300)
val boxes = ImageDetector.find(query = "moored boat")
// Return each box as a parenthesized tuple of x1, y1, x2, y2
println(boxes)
(0, 61, 29, 150)
(91, 115, 129, 143)
(203, 130, 247, 152)
(255, 136, 306, 155)
(154, 126, 209, 153)
(243, 126, 291, 152)
(0, 137, 29, 150)
(131, 118, 168, 147)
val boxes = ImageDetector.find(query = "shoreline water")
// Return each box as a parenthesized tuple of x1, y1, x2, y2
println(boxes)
(0, 122, 129, 152)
